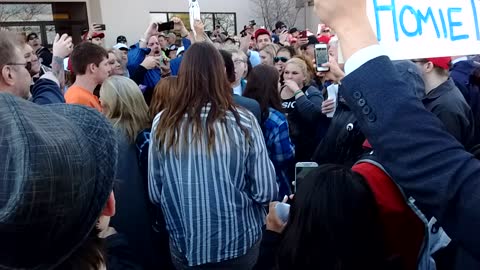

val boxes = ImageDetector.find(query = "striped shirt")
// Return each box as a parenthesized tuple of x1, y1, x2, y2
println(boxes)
(148, 105, 278, 266)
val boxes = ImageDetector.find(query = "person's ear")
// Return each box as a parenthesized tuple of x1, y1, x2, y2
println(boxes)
(424, 62, 434, 73)
(1, 65, 16, 86)
(88, 63, 97, 74)
(101, 192, 116, 217)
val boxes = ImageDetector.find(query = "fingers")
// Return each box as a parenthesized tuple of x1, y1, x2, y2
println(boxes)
(54, 33, 60, 43)
(268, 201, 279, 213)
(282, 195, 288, 203)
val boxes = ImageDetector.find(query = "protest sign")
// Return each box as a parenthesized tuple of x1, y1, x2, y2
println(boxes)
(367, 0, 480, 59)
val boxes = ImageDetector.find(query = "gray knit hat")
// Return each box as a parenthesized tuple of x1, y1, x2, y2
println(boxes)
(0, 93, 118, 269)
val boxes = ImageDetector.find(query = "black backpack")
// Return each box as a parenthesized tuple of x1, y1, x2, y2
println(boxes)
(312, 101, 366, 167)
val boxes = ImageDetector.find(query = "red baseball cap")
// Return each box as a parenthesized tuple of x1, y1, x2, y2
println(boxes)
(254, 28, 271, 40)
(317, 35, 332, 44)
(426, 57, 451, 70)
(91, 32, 105, 39)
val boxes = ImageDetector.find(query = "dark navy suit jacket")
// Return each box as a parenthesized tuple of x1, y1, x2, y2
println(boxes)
(340, 56, 480, 266)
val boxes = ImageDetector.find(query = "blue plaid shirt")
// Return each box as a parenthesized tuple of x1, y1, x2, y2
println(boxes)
(263, 108, 295, 199)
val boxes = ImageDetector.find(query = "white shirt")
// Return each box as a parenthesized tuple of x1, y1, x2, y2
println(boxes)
(344, 44, 386, 75)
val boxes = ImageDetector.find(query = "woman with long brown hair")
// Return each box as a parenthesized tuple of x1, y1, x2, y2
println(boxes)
(243, 64, 295, 199)
(148, 42, 277, 269)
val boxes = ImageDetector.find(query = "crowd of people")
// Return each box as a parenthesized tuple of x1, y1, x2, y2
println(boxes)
(1, 0, 480, 269)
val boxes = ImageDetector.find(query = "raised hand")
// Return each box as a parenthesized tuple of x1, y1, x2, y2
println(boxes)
(53, 33, 73, 58)
(141, 56, 160, 70)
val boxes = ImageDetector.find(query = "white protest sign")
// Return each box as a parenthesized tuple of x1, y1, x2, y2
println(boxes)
(367, 0, 480, 60)
(189, 0, 201, 36)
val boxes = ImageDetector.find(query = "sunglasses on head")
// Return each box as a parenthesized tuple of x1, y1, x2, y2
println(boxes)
(274, 56, 288, 63)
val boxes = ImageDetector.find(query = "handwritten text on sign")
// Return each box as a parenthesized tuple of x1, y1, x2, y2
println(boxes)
(367, 0, 480, 60)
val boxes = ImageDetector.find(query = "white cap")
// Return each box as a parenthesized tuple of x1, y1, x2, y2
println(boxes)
(176, 46, 185, 57)
(113, 43, 129, 51)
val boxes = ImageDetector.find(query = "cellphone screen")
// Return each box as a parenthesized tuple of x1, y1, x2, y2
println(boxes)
(295, 165, 318, 192)
(158, 21, 174, 32)
(315, 46, 329, 66)
(299, 31, 307, 38)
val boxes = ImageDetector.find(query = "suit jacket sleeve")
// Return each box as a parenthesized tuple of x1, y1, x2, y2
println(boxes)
(340, 56, 480, 260)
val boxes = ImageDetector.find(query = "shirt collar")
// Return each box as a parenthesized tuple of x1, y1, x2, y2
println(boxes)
(451, 57, 468, 65)
(423, 78, 456, 100)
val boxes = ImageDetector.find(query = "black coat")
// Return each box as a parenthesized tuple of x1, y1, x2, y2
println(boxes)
(422, 78, 477, 150)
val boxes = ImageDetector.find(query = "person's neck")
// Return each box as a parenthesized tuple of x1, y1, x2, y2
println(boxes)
(425, 76, 448, 94)
(232, 79, 241, 88)
(32, 45, 41, 52)
(73, 75, 99, 92)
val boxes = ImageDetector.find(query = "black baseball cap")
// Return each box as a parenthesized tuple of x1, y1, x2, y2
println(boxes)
(26, 33, 39, 41)
(116, 35, 127, 44)
(275, 21, 287, 30)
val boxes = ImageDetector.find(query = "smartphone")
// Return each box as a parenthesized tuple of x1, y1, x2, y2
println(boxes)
(315, 43, 330, 72)
(294, 162, 318, 192)
(94, 24, 106, 31)
(299, 30, 307, 39)
(158, 21, 174, 32)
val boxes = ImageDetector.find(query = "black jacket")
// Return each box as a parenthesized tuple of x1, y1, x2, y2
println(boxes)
(106, 233, 143, 270)
(36, 47, 53, 67)
(233, 95, 262, 123)
(422, 78, 477, 150)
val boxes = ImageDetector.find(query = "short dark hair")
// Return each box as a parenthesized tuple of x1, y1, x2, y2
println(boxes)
(71, 42, 108, 75)
(0, 31, 20, 69)
(277, 164, 387, 269)
(219, 49, 236, 83)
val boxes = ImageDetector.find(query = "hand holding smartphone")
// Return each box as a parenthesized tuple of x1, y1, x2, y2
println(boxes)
(315, 43, 330, 72)
(299, 30, 307, 39)
(294, 162, 319, 192)
(157, 21, 174, 32)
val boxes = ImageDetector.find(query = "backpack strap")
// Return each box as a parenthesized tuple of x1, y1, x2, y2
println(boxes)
(352, 162, 426, 270)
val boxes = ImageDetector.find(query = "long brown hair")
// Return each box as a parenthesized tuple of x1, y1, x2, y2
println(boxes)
(155, 42, 248, 152)
(149, 76, 178, 121)
(243, 64, 284, 121)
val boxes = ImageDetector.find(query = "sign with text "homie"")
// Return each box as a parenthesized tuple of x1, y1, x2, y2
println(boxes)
(368, 0, 480, 59)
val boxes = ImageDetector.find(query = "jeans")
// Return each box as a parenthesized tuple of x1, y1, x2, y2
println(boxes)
(170, 239, 261, 270)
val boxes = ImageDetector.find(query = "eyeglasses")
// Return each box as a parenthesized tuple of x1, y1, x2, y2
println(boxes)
(7, 62, 32, 71)
(274, 56, 289, 63)
(233, 59, 246, 65)
(411, 59, 427, 64)
(27, 36, 39, 41)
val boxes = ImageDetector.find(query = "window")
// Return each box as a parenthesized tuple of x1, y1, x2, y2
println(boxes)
(0, 2, 88, 48)
(150, 12, 237, 36)
(0, 3, 53, 22)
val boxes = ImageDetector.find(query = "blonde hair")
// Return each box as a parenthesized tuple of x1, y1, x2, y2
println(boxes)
(223, 45, 248, 62)
(285, 57, 312, 84)
(260, 44, 279, 60)
(100, 76, 150, 143)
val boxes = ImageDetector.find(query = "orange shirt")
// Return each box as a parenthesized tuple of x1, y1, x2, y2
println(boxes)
(65, 85, 102, 112)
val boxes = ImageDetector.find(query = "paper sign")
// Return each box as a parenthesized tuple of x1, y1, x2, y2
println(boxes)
(189, 0, 201, 36)
(368, 0, 480, 60)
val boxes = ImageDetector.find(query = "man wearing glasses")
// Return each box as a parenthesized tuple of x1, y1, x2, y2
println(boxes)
(1, 30, 67, 105)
